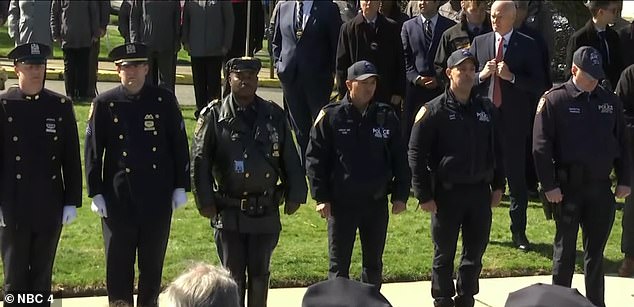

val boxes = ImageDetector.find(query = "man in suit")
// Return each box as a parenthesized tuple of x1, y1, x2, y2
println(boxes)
(469, 0, 544, 252)
(401, 0, 455, 140)
(336, 0, 406, 116)
(565, 1, 623, 91)
(7, 0, 53, 46)
(272, 0, 341, 161)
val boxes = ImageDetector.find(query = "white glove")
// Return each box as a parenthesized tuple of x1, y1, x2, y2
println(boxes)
(62, 205, 77, 225)
(0, 207, 5, 227)
(91, 194, 108, 218)
(172, 188, 187, 210)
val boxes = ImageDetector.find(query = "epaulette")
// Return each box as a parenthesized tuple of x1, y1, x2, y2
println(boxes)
(42, 89, 70, 104)
(200, 99, 220, 117)
(542, 84, 564, 98)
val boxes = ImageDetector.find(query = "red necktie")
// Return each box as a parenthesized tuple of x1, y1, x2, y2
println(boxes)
(492, 37, 504, 108)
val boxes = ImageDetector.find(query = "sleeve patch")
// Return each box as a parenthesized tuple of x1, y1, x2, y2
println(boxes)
(314, 109, 326, 127)
(414, 106, 427, 124)
(536, 97, 546, 115)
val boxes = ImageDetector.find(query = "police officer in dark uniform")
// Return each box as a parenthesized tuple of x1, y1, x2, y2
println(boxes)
(409, 50, 505, 307)
(305, 60, 411, 289)
(533, 46, 631, 307)
(84, 43, 191, 307)
(191, 57, 307, 307)
(0, 43, 82, 306)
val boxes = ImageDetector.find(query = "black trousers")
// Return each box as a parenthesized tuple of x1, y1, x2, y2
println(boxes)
(431, 183, 491, 307)
(0, 224, 62, 307)
(215, 229, 279, 307)
(327, 199, 389, 289)
(552, 180, 615, 307)
(102, 214, 171, 307)
(280, 73, 334, 164)
(621, 130, 634, 257)
(191, 56, 223, 117)
(146, 50, 176, 93)
(87, 39, 100, 99)
(402, 83, 443, 142)
(502, 129, 528, 235)
(62, 47, 91, 101)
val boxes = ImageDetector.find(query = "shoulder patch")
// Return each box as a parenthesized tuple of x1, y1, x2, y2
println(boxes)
(88, 102, 95, 120)
(414, 106, 428, 124)
(536, 97, 547, 115)
(194, 116, 206, 135)
(314, 109, 327, 127)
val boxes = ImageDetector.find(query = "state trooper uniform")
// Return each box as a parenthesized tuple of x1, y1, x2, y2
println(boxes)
(0, 43, 82, 306)
(409, 51, 505, 307)
(191, 57, 307, 307)
(84, 43, 191, 307)
(305, 61, 411, 289)
(533, 46, 631, 307)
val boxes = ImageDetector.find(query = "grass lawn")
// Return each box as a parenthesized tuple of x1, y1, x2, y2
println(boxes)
(0, 103, 627, 296)
(0, 25, 272, 68)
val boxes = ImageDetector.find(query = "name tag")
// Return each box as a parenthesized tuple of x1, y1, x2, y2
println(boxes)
(569, 107, 581, 114)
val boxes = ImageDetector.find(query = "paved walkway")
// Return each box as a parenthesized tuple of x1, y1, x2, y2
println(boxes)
(3, 274, 632, 307)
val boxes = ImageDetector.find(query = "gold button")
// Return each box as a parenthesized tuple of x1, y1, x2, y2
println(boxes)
(122, 151, 128, 157)
(245, 173, 250, 178)
(158, 97, 163, 102)
(152, 164, 157, 169)
(58, 117, 63, 122)
(16, 174, 21, 179)
(155, 114, 160, 119)
(2, 100, 6, 104)
(13, 136, 18, 141)
(52, 155, 56, 160)
(109, 102, 114, 107)
(34, 95, 39, 100)
(53, 136, 58, 141)
(119, 134, 124, 140)
(60, 98, 66, 104)
(52, 175, 56, 180)
(153, 131, 158, 135)
(15, 156, 20, 161)
(152, 147, 157, 152)
(7, 117, 12, 122)
(265, 173, 270, 178)
(244, 153, 248, 159)
(125, 168, 131, 173)
(242, 191, 248, 196)
(114, 117, 119, 123)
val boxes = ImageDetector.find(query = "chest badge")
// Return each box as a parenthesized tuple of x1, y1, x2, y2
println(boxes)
(144, 114, 156, 131)
(234, 160, 244, 174)
(598, 103, 613, 114)
(372, 127, 390, 139)
(45, 118, 56, 133)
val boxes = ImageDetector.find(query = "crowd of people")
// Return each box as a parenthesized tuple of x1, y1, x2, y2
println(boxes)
(0, 1, 634, 307)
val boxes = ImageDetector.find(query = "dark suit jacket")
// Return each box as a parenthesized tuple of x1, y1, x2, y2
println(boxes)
(565, 20, 624, 90)
(336, 13, 406, 102)
(272, 1, 341, 84)
(469, 30, 545, 136)
(227, 0, 264, 58)
(402, 14, 455, 83)
(618, 21, 634, 68)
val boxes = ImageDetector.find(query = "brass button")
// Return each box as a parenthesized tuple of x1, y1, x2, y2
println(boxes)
(16, 174, 21, 179)
(242, 191, 248, 196)
(122, 151, 128, 157)
(265, 173, 270, 178)
(15, 156, 20, 161)
(153, 131, 158, 135)
(109, 102, 114, 107)
(53, 136, 58, 141)
(34, 95, 39, 100)
(7, 117, 12, 122)
(125, 168, 131, 173)
(152, 147, 157, 152)
(52, 175, 56, 180)
(243, 153, 248, 159)
(51, 155, 56, 160)
(13, 136, 18, 142)
(114, 117, 119, 123)
(152, 164, 157, 169)
(158, 97, 163, 102)
(245, 173, 250, 178)
(155, 114, 160, 119)
(119, 134, 124, 140)
(58, 117, 63, 122)
(2, 100, 6, 104)
(60, 98, 66, 104)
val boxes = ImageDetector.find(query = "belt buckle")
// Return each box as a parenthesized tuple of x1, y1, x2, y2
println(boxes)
(240, 199, 248, 211)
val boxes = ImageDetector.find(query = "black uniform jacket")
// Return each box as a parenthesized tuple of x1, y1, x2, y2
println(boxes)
(0, 87, 82, 231)
(85, 85, 191, 223)
(191, 95, 307, 233)
(305, 97, 411, 205)
(533, 80, 631, 191)
(408, 89, 505, 203)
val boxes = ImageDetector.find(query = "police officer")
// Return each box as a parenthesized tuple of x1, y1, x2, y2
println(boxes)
(0, 43, 82, 306)
(533, 46, 631, 307)
(84, 43, 191, 307)
(305, 60, 411, 289)
(191, 57, 307, 307)
(409, 50, 505, 307)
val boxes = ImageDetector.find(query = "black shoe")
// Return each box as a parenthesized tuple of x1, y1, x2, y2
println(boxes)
(434, 297, 455, 307)
(512, 233, 531, 252)
(455, 295, 474, 307)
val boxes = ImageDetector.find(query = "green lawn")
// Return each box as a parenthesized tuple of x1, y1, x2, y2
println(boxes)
(0, 104, 627, 296)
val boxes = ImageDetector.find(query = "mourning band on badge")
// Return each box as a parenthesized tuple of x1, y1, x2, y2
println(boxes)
(370, 42, 379, 51)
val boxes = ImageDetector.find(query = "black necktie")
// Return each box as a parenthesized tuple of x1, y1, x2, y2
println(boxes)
(473, 26, 480, 36)
(597, 31, 610, 64)
(424, 20, 433, 50)
(296, 1, 304, 31)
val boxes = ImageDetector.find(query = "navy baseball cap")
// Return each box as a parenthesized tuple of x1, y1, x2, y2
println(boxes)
(347, 60, 379, 81)
(447, 49, 478, 68)
(504, 283, 596, 307)
(226, 57, 262, 73)
(8, 43, 51, 65)
(109, 43, 148, 66)
(573, 46, 605, 80)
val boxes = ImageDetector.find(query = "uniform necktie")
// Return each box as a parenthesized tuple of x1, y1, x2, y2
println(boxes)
(473, 26, 480, 36)
(296, 0, 304, 31)
(597, 31, 610, 64)
(492, 36, 504, 108)
(424, 19, 433, 50)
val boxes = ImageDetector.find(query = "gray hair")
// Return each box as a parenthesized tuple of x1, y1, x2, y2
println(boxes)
(164, 263, 241, 307)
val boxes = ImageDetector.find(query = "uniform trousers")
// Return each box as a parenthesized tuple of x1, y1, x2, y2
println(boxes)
(327, 198, 389, 289)
(191, 56, 223, 117)
(62, 47, 91, 100)
(102, 214, 171, 307)
(501, 129, 528, 235)
(0, 223, 62, 307)
(431, 183, 491, 307)
(215, 228, 279, 307)
(553, 180, 615, 307)
(621, 130, 634, 258)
